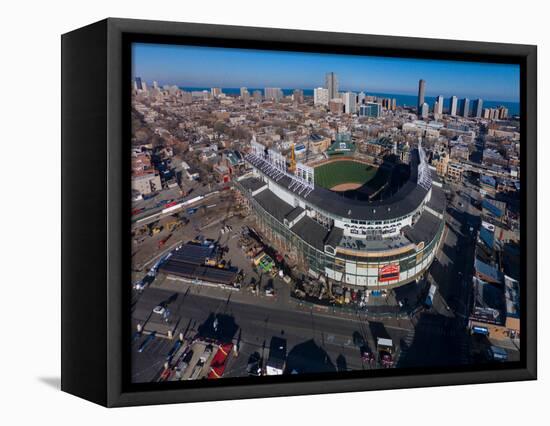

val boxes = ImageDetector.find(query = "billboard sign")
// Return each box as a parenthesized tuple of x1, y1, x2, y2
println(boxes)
(379, 263, 400, 282)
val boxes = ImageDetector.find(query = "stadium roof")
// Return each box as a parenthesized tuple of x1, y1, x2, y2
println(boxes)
(291, 216, 329, 250)
(251, 149, 431, 221)
(285, 206, 305, 223)
(238, 176, 267, 192)
(427, 185, 446, 215)
(402, 210, 442, 245)
(254, 188, 295, 222)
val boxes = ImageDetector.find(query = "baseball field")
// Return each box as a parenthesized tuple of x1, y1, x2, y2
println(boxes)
(314, 160, 378, 191)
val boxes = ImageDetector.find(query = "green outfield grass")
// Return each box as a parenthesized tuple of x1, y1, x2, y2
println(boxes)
(314, 160, 378, 189)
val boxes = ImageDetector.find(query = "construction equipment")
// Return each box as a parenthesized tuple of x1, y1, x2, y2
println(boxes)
(288, 143, 296, 173)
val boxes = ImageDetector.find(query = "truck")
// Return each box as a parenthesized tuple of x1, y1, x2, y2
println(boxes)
(487, 345, 508, 362)
(266, 337, 287, 376)
(376, 337, 394, 368)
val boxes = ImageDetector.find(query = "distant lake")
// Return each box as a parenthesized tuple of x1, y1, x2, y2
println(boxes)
(179, 87, 520, 116)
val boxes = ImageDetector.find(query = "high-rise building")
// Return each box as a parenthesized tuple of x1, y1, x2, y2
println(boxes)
(152, 81, 159, 90)
(313, 87, 329, 106)
(449, 96, 458, 116)
(293, 89, 304, 104)
(343, 92, 357, 114)
(329, 98, 344, 114)
(211, 87, 222, 98)
(435, 95, 444, 115)
(458, 98, 470, 117)
(325, 72, 339, 100)
(252, 90, 263, 102)
(473, 98, 483, 118)
(264, 87, 283, 102)
(417, 79, 426, 114)
(358, 91, 366, 105)
(359, 102, 382, 118)
(420, 102, 429, 119)
(135, 77, 143, 91)
(498, 106, 509, 119)
(433, 101, 441, 118)
(240, 87, 250, 103)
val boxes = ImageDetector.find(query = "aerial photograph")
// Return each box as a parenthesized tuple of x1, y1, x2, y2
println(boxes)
(129, 43, 521, 383)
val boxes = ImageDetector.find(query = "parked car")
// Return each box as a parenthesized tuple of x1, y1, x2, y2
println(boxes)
(153, 305, 166, 315)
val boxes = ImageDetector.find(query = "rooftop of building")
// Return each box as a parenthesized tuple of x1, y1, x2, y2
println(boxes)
(471, 277, 505, 325)
(237, 176, 267, 192)
(402, 210, 443, 246)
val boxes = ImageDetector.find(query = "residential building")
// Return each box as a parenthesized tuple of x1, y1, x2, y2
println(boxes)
(447, 162, 464, 181)
(421, 102, 429, 119)
(449, 96, 458, 116)
(329, 98, 344, 114)
(132, 172, 161, 196)
(359, 102, 382, 118)
(313, 87, 329, 106)
(264, 87, 283, 102)
(473, 98, 483, 118)
(459, 98, 470, 117)
(343, 91, 357, 114)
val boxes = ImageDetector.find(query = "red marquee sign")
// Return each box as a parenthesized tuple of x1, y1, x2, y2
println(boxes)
(379, 263, 400, 282)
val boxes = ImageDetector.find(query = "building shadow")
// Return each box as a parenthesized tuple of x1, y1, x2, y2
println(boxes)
(285, 339, 336, 374)
(396, 312, 467, 368)
(336, 354, 348, 372)
(196, 313, 239, 343)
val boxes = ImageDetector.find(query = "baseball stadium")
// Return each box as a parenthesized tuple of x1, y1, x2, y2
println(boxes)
(235, 136, 446, 289)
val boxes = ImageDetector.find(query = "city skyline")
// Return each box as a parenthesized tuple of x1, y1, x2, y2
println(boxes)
(132, 43, 520, 102)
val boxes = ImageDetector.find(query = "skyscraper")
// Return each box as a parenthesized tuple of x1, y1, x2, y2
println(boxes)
(435, 95, 444, 115)
(325, 72, 339, 100)
(417, 79, 426, 115)
(421, 102, 429, 119)
(264, 87, 283, 102)
(313, 87, 329, 106)
(498, 106, 509, 120)
(211, 87, 222, 98)
(343, 92, 357, 114)
(293, 89, 304, 104)
(458, 98, 470, 117)
(135, 77, 143, 91)
(449, 96, 458, 116)
(473, 98, 484, 118)
(252, 90, 263, 102)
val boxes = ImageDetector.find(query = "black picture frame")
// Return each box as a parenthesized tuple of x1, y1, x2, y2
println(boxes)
(61, 17, 537, 407)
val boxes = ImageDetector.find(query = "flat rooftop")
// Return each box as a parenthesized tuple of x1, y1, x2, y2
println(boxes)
(403, 210, 443, 245)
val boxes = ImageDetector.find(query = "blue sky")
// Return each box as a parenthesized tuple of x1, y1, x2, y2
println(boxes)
(132, 43, 520, 102)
